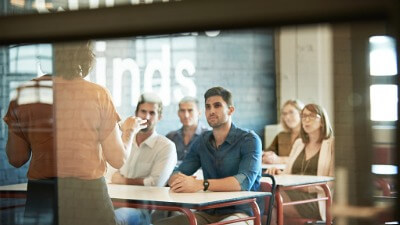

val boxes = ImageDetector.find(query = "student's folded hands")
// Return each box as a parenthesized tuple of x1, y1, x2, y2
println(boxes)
(169, 172, 202, 193)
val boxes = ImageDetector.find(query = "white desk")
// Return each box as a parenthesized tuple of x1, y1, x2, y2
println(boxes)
(0, 183, 27, 192)
(108, 184, 268, 207)
(0, 183, 270, 225)
(262, 174, 334, 186)
(261, 164, 286, 170)
(261, 175, 334, 225)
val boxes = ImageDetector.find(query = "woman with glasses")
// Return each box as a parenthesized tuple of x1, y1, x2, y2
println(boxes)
(263, 99, 304, 164)
(266, 103, 334, 222)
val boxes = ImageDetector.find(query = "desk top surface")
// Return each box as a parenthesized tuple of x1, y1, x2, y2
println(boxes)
(108, 184, 269, 207)
(0, 183, 26, 191)
(0, 183, 269, 207)
(261, 164, 286, 170)
(261, 174, 334, 187)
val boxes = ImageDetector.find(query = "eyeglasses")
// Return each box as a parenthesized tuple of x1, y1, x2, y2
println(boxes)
(300, 113, 321, 121)
(281, 111, 296, 117)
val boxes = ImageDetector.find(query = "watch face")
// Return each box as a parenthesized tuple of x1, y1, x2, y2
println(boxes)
(203, 180, 209, 191)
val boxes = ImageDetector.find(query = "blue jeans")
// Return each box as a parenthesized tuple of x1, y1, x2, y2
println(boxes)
(115, 208, 150, 225)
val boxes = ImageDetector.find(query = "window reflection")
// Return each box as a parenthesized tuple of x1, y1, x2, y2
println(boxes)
(9, 44, 52, 75)
(370, 84, 398, 121)
(4, 0, 179, 16)
(369, 36, 397, 76)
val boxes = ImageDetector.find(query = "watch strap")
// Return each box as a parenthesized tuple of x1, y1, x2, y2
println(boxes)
(203, 179, 210, 191)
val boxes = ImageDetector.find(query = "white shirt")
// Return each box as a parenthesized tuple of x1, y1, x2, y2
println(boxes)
(119, 131, 177, 187)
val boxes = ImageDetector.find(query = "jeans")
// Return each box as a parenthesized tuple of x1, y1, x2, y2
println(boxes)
(115, 208, 150, 225)
(153, 211, 253, 225)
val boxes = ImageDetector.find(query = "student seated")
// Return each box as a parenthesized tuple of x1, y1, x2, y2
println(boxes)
(154, 86, 262, 225)
(266, 103, 334, 223)
(166, 96, 208, 162)
(263, 99, 304, 164)
(112, 93, 177, 225)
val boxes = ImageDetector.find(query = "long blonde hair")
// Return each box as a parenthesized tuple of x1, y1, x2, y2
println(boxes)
(280, 99, 304, 131)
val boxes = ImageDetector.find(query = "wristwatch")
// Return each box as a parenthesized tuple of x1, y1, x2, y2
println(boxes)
(203, 179, 210, 191)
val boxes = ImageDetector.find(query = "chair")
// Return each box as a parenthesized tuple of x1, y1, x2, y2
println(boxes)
(264, 124, 282, 148)
(262, 174, 333, 225)
(373, 177, 397, 224)
(260, 174, 276, 225)
(283, 183, 333, 225)
(375, 178, 393, 197)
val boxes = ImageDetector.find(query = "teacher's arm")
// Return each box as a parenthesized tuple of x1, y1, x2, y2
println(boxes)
(6, 131, 31, 168)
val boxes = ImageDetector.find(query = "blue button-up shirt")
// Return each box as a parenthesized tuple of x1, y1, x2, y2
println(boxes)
(166, 123, 209, 161)
(175, 123, 262, 216)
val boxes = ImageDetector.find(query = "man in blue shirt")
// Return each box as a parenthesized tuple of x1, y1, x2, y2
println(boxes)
(166, 96, 208, 162)
(154, 86, 262, 225)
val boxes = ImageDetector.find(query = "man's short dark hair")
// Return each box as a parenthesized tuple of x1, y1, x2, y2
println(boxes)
(135, 93, 163, 115)
(204, 87, 233, 107)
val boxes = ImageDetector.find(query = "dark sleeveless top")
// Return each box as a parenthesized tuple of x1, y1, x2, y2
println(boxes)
(285, 148, 321, 219)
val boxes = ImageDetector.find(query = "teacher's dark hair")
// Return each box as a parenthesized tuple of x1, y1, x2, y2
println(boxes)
(54, 41, 95, 79)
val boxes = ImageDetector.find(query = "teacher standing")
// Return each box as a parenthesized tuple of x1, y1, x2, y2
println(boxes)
(4, 41, 145, 225)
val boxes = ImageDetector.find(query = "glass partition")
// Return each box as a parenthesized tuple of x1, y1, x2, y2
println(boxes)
(0, 28, 279, 224)
(0, 1, 399, 225)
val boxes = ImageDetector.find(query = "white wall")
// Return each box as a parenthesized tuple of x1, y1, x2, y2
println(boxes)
(278, 24, 334, 124)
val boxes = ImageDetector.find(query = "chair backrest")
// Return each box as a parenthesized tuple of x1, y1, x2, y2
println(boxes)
(260, 174, 276, 225)
(264, 124, 282, 148)
(260, 182, 272, 225)
(374, 178, 393, 197)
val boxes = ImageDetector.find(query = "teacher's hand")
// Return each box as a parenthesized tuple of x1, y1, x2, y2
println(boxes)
(121, 117, 147, 134)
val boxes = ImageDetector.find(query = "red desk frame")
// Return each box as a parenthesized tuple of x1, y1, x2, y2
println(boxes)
(275, 182, 332, 225)
(0, 184, 268, 225)
(113, 198, 261, 225)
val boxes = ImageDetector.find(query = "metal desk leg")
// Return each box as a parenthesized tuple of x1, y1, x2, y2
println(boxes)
(321, 184, 332, 225)
(249, 200, 261, 225)
(180, 208, 198, 225)
(276, 188, 284, 225)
